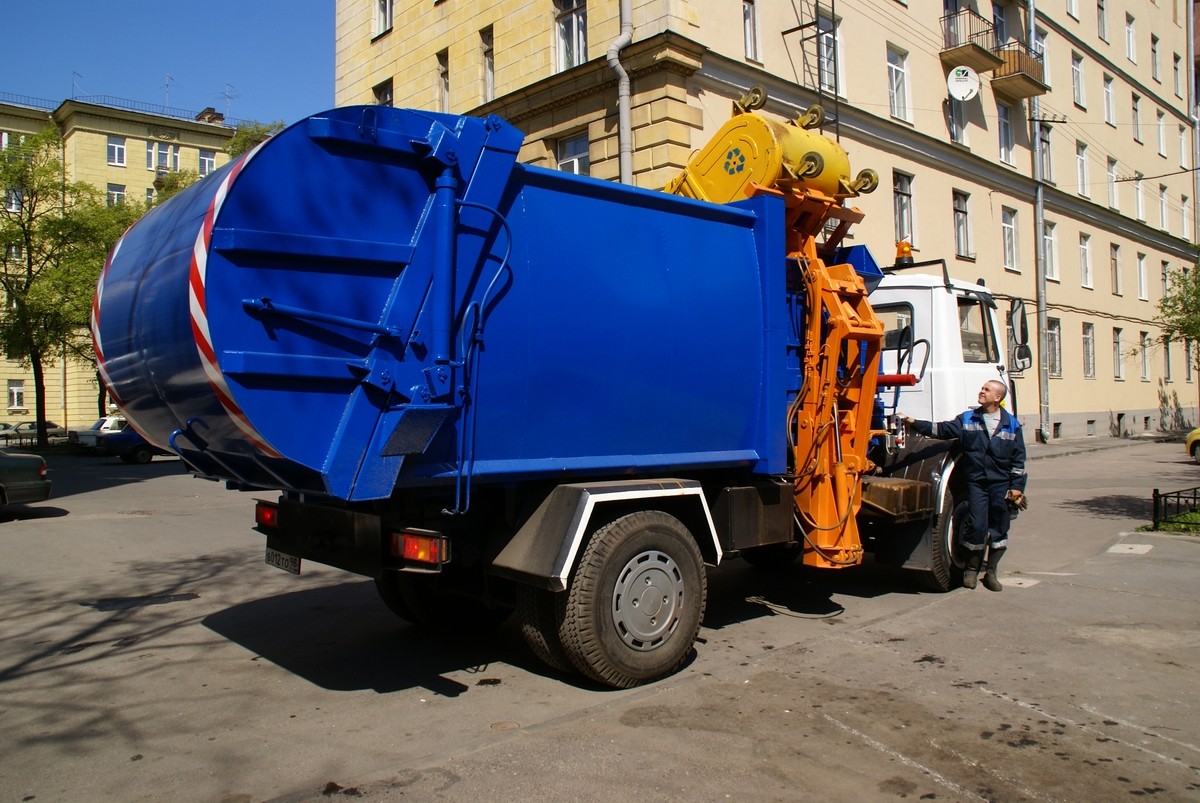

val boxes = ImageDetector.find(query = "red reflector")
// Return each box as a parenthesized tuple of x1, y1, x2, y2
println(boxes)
(255, 502, 279, 529)
(390, 530, 446, 565)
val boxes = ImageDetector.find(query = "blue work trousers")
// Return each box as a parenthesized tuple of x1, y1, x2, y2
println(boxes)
(964, 480, 1010, 552)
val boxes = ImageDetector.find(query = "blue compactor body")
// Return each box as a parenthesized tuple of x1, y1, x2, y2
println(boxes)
(95, 107, 796, 502)
(93, 105, 893, 687)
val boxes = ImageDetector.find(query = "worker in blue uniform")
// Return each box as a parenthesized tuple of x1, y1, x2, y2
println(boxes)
(903, 380, 1027, 592)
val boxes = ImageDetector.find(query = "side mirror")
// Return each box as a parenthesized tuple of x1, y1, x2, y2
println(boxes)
(1008, 298, 1029, 346)
(1014, 343, 1033, 371)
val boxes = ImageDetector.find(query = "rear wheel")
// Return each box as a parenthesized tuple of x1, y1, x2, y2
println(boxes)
(558, 511, 706, 688)
(516, 585, 573, 673)
(918, 491, 968, 592)
(125, 445, 154, 464)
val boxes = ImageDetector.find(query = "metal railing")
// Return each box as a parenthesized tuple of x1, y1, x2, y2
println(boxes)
(993, 41, 1046, 83)
(1152, 485, 1200, 529)
(941, 9, 997, 51)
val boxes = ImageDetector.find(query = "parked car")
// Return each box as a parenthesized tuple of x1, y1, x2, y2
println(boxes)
(68, 416, 127, 447)
(0, 448, 51, 505)
(1186, 427, 1200, 464)
(9, 420, 66, 443)
(93, 427, 169, 464)
(0, 423, 14, 443)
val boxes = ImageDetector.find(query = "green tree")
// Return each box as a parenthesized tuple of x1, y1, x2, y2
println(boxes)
(1156, 265, 1200, 372)
(226, 120, 285, 158)
(0, 125, 142, 444)
(153, 167, 201, 204)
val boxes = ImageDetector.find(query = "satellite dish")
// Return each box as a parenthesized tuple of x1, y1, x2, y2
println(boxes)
(947, 66, 980, 102)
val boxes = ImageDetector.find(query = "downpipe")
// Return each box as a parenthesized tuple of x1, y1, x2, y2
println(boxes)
(607, 0, 633, 184)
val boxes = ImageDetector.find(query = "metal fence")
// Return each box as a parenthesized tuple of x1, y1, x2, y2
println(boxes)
(1151, 486, 1200, 529)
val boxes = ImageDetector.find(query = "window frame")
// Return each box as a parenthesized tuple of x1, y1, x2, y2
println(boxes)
(887, 46, 910, 122)
(1047, 317, 1063, 377)
(556, 0, 588, 72)
(893, 170, 915, 246)
(1079, 232, 1093, 288)
(1043, 220, 1059, 281)
(952, 190, 971, 258)
(1082, 322, 1096, 378)
(556, 131, 590, 175)
(106, 135, 126, 167)
(1001, 206, 1019, 272)
(1071, 52, 1085, 107)
(743, 0, 760, 62)
(998, 102, 1014, 165)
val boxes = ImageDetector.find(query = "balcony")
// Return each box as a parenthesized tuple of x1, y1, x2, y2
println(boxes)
(992, 41, 1049, 100)
(940, 10, 1004, 73)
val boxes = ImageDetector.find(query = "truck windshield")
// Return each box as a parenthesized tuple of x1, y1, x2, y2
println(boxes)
(958, 296, 999, 363)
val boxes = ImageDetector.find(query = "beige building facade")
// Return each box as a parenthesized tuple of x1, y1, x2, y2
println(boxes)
(0, 95, 234, 432)
(335, 0, 1200, 441)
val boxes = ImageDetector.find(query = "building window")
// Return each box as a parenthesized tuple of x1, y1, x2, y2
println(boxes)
(1079, 232, 1092, 288)
(557, 132, 590, 175)
(556, 0, 588, 72)
(1043, 221, 1058, 281)
(106, 183, 125, 206)
(1150, 35, 1159, 81)
(1180, 125, 1189, 168)
(107, 136, 126, 166)
(1124, 14, 1136, 62)
(997, 102, 1014, 164)
(1082, 322, 1096, 378)
(1075, 141, 1089, 195)
(743, 0, 760, 62)
(1173, 53, 1182, 96)
(893, 171, 914, 246)
(1137, 253, 1148, 300)
(7, 380, 24, 410)
(1135, 173, 1144, 220)
(1106, 157, 1118, 208)
(1001, 207, 1018, 271)
(1113, 328, 1124, 379)
(817, 13, 840, 93)
(373, 78, 393, 107)
(1140, 331, 1150, 380)
(1038, 123, 1052, 181)
(948, 98, 966, 144)
(1156, 110, 1166, 156)
(887, 46, 909, 121)
(1097, 0, 1108, 41)
(146, 141, 179, 172)
(1033, 28, 1049, 86)
(1067, 0, 1078, 18)
(1165, 337, 1173, 381)
(1131, 94, 1141, 142)
(1071, 53, 1085, 106)
(1159, 185, 1169, 230)
(994, 2, 1009, 44)
(1110, 243, 1121, 295)
(4, 189, 20, 213)
(437, 50, 449, 113)
(1183, 196, 1192, 240)
(199, 149, 216, 177)
(952, 190, 971, 258)
(1047, 318, 1062, 377)
(1103, 75, 1114, 124)
(481, 27, 495, 102)
(145, 188, 154, 205)
(374, 0, 393, 36)
(1187, 339, 1194, 382)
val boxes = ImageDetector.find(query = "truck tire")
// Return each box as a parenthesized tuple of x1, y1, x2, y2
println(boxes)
(919, 492, 968, 592)
(375, 573, 511, 633)
(516, 586, 573, 673)
(558, 511, 706, 688)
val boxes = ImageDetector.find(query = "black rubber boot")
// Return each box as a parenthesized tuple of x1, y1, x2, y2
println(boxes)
(962, 551, 983, 590)
(982, 548, 1005, 592)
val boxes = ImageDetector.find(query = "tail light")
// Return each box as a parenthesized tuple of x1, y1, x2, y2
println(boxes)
(389, 529, 450, 567)
(38, 463, 47, 479)
(255, 500, 279, 529)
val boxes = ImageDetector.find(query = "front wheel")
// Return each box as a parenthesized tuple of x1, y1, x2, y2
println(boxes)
(918, 491, 968, 592)
(558, 511, 706, 688)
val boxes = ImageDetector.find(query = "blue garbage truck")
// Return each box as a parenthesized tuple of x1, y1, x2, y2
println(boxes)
(92, 96, 1025, 687)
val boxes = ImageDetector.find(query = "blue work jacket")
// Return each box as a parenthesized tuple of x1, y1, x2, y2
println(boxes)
(911, 407, 1028, 492)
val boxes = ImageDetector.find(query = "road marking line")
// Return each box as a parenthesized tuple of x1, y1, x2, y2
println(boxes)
(822, 714, 986, 800)
(928, 740, 1056, 802)
(976, 688, 1198, 773)
(1079, 704, 1200, 757)
(1107, 544, 1153, 554)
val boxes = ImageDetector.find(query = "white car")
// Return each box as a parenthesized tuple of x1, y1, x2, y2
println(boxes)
(69, 416, 127, 448)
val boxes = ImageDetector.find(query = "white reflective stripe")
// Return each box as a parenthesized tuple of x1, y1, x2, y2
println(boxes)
(552, 486, 722, 587)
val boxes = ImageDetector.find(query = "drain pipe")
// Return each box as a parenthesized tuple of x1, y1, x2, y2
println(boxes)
(607, 0, 633, 184)
(1028, 0, 1051, 443)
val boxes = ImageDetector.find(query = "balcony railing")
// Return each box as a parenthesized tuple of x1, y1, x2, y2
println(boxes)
(992, 41, 1049, 99)
(940, 10, 1004, 72)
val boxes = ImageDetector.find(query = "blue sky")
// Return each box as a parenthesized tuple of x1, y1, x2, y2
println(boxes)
(7, 0, 333, 125)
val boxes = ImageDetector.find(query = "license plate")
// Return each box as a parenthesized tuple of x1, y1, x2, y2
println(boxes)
(265, 547, 300, 575)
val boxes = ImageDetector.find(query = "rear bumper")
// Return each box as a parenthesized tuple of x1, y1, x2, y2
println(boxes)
(5, 480, 52, 505)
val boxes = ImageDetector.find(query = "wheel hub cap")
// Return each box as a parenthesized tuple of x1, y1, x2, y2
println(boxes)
(612, 549, 683, 650)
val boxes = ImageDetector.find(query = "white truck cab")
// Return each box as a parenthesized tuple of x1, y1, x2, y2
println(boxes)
(870, 269, 1030, 423)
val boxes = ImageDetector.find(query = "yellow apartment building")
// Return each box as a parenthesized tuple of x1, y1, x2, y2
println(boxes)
(334, 0, 1200, 442)
(0, 94, 234, 433)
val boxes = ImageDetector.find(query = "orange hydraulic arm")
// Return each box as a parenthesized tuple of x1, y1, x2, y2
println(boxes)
(664, 88, 884, 569)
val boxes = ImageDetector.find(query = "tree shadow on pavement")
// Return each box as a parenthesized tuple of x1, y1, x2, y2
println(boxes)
(1056, 494, 1151, 520)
